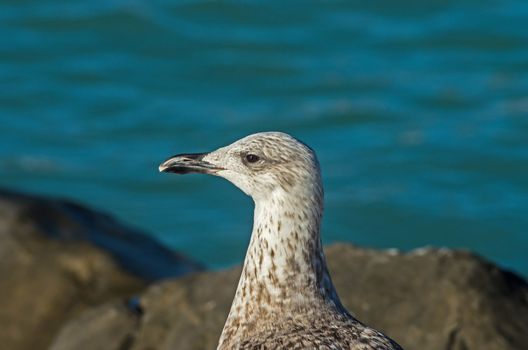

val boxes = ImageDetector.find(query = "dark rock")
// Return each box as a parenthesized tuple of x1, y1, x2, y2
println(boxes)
(51, 244, 528, 350)
(0, 188, 202, 280)
(0, 188, 202, 350)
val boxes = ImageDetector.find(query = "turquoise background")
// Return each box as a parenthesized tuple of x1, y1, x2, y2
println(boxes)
(1, 1, 527, 276)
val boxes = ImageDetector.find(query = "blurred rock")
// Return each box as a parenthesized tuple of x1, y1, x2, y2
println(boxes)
(0, 188, 202, 350)
(51, 244, 528, 350)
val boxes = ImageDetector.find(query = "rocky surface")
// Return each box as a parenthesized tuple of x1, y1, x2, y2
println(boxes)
(2, 188, 527, 350)
(51, 244, 528, 350)
(0, 188, 201, 350)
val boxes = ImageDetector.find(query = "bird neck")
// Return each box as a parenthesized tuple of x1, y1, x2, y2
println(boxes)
(218, 186, 346, 347)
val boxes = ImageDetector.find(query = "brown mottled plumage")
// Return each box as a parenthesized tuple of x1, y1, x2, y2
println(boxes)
(160, 132, 403, 350)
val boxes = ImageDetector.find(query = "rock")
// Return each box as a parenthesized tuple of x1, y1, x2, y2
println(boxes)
(48, 303, 141, 350)
(51, 244, 528, 350)
(0, 188, 202, 350)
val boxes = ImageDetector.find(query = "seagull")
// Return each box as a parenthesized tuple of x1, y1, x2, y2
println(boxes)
(160, 132, 404, 350)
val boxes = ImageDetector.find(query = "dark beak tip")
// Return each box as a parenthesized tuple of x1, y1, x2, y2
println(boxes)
(158, 152, 221, 175)
(159, 153, 205, 173)
(159, 159, 175, 173)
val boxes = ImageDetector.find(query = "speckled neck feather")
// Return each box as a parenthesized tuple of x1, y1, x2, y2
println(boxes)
(218, 175, 348, 348)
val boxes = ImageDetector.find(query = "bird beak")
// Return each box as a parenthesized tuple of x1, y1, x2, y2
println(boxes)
(159, 153, 224, 175)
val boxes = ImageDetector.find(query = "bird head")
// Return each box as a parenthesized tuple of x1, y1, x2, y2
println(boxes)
(159, 132, 322, 201)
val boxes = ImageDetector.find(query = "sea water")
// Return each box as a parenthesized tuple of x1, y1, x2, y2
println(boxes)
(1, 0, 527, 276)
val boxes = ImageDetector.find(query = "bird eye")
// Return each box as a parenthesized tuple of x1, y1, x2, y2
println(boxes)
(245, 154, 260, 163)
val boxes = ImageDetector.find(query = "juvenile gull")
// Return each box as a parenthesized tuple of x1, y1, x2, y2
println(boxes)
(159, 132, 403, 350)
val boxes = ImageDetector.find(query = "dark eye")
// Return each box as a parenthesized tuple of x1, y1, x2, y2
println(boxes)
(245, 154, 260, 163)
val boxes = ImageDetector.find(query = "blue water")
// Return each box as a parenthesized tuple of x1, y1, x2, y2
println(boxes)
(1, 1, 527, 277)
